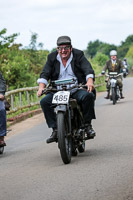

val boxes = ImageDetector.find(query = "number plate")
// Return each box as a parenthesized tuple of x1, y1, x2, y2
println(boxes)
(52, 91, 70, 104)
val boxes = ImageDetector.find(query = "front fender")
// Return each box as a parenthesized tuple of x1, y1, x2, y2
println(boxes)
(55, 104, 71, 134)
(110, 79, 117, 87)
(54, 105, 67, 112)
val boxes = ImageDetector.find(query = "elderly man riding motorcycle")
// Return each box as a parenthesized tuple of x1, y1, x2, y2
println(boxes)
(37, 36, 96, 143)
(101, 50, 126, 99)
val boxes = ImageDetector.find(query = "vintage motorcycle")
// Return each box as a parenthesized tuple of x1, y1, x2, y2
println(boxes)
(42, 78, 94, 164)
(105, 72, 123, 105)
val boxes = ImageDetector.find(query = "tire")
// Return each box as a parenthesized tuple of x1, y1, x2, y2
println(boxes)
(57, 112, 72, 164)
(78, 141, 85, 153)
(112, 88, 116, 105)
(0, 146, 4, 154)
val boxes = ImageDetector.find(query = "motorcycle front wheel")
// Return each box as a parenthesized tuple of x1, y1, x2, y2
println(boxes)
(57, 112, 72, 164)
(0, 146, 4, 154)
(112, 87, 116, 105)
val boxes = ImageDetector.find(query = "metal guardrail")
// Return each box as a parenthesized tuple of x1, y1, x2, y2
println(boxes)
(5, 75, 105, 114)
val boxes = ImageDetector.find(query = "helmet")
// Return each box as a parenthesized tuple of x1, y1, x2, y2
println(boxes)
(124, 58, 127, 61)
(110, 50, 117, 56)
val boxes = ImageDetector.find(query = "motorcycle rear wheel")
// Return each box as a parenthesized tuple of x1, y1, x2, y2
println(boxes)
(57, 112, 72, 164)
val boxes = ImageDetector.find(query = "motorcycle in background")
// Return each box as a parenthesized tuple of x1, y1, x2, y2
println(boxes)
(123, 60, 129, 75)
(105, 72, 123, 105)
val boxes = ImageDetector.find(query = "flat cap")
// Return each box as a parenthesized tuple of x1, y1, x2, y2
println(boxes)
(57, 36, 71, 46)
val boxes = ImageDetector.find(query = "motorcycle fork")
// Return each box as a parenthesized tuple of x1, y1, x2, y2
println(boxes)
(66, 104, 72, 137)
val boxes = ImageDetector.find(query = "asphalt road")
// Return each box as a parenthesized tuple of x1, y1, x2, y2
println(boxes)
(0, 77, 133, 200)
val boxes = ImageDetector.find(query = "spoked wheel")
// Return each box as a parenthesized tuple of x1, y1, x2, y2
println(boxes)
(0, 146, 4, 154)
(112, 88, 116, 105)
(78, 141, 85, 153)
(57, 112, 72, 164)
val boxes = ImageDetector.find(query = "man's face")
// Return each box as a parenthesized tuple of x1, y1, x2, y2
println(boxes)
(57, 45, 72, 60)
(111, 55, 117, 61)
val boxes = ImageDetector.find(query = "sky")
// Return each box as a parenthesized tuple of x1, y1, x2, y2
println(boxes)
(0, 0, 133, 51)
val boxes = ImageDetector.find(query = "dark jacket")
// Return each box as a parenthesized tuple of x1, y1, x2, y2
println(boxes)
(103, 59, 125, 73)
(0, 72, 6, 95)
(40, 48, 95, 84)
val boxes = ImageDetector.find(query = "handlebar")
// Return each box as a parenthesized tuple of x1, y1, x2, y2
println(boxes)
(105, 72, 123, 78)
(41, 82, 87, 95)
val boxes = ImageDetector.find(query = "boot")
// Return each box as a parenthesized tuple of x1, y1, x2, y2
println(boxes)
(104, 92, 110, 99)
(0, 136, 6, 147)
(120, 92, 124, 99)
(86, 123, 96, 139)
(46, 129, 57, 144)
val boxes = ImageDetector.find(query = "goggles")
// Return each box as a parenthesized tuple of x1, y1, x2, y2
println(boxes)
(57, 46, 71, 51)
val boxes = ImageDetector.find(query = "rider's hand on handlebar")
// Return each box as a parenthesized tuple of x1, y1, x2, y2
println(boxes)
(101, 71, 105, 75)
(37, 83, 45, 97)
(37, 88, 44, 97)
(86, 78, 94, 92)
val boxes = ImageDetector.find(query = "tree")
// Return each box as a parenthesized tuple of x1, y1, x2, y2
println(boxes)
(29, 32, 38, 50)
(25, 32, 49, 75)
(93, 52, 109, 66)
(117, 46, 129, 58)
(1, 45, 35, 89)
(0, 29, 48, 90)
(98, 43, 117, 56)
(87, 40, 102, 58)
(0, 28, 19, 55)
(126, 46, 133, 58)
(117, 34, 133, 58)
(120, 34, 133, 47)
(86, 40, 117, 58)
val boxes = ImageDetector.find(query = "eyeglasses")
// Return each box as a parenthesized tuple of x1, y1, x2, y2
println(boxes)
(57, 46, 71, 51)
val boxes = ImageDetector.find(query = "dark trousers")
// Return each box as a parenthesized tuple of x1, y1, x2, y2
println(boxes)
(0, 100, 7, 136)
(40, 89, 96, 128)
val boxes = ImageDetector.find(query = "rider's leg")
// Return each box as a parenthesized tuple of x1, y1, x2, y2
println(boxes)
(72, 89, 96, 122)
(117, 78, 124, 98)
(40, 93, 57, 143)
(104, 81, 110, 99)
(40, 93, 56, 128)
(72, 89, 96, 138)
(0, 100, 7, 146)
